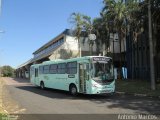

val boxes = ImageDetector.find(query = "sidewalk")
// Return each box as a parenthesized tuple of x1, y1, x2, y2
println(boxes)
(115, 79, 160, 99)
(0, 77, 8, 114)
(0, 77, 21, 120)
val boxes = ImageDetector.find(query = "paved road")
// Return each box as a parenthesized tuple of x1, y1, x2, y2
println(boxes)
(2, 77, 160, 120)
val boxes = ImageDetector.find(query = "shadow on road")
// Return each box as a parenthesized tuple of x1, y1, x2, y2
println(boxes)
(13, 77, 30, 83)
(12, 78, 160, 114)
(15, 85, 110, 99)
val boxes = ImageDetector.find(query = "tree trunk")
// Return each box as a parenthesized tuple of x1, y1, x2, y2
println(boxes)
(103, 44, 106, 56)
(131, 32, 134, 79)
(78, 36, 82, 57)
(113, 36, 115, 79)
(123, 33, 126, 79)
(119, 28, 122, 79)
(89, 43, 92, 56)
(148, 0, 156, 90)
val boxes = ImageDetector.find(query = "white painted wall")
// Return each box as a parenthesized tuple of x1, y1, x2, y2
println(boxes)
(49, 35, 97, 60)
(65, 36, 96, 52)
(110, 38, 126, 53)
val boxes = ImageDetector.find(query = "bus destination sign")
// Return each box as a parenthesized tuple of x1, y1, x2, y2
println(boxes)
(92, 57, 110, 63)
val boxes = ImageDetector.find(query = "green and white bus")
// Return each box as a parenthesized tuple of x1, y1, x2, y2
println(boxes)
(30, 56, 115, 95)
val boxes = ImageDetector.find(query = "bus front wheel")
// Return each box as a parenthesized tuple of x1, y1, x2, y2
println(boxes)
(69, 84, 77, 96)
(40, 81, 45, 90)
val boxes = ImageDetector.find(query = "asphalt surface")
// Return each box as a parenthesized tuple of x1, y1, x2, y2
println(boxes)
(2, 77, 160, 120)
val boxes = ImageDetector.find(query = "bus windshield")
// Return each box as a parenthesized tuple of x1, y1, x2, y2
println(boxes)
(91, 58, 114, 81)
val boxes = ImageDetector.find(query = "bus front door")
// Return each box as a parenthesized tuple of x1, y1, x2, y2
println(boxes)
(79, 63, 89, 93)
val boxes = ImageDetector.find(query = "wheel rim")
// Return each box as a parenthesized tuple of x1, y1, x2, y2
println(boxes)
(71, 87, 76, 94)
(41, 83, 44, 89)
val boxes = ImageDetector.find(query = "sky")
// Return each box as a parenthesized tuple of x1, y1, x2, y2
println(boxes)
(0, 0, 103, 68)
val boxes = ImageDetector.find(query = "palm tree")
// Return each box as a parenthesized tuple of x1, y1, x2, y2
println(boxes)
(70, 14, 101, 56)
(69, 12, 85, 57)
(82, 15, 94, 55)
(92, 18, 102, 55)
(102, 0, 140, 79)
(70, 13, 98, 56)
(93, 18, 104, 55)
(92, 17, 110, 56)
(148, 0, 155, 90)
(102, 0, 127, 79)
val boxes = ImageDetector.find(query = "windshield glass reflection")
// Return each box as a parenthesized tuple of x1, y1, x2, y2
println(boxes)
(91, 59, 113, 81)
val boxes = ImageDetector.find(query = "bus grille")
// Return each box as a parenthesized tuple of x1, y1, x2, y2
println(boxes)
(94, 79, 114, 85)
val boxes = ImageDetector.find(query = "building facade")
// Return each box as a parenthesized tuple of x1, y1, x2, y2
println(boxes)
(126, 1, 160, 82)
(16, 29, 96, 78)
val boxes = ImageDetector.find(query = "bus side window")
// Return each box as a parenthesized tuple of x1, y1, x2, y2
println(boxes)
(35, 68, 38, 77)
(50, 64, 57, 74)
(39, 66, 43, 74)
(67, 62, 77, 74)
(30, 67, 34, 76)
(43, 65, 50, 74)
(58, 63, 66, 74)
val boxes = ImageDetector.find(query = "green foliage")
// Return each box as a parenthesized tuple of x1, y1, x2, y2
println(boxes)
(0, 114, 7, 120)
(93, 17, 109, 42)
(1, 65, 15, 77)
(116, 80, 160, 97)
(69, 12, 85, 39)
(69, 12, 94, 38)
(102, 0, 140, 32)
(69, 12, 97, 56)
(69, 1, 152, 56)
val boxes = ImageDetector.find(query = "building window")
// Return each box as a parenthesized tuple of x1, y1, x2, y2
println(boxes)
(67, 62, 77, 74)
(57, 63, 66, 74)
(50, 64, 57, 74)
(34, 37, 64, 58)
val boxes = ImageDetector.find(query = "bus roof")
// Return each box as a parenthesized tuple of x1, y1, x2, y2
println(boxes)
(31, 56, 112, 66)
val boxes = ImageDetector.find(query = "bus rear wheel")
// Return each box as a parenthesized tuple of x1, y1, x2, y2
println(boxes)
(40, 81, 45, 90)
(69, 85, 77, 96)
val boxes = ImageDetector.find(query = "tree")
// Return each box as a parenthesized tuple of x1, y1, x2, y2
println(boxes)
(69, 12, 86, 57)
(92, 17, 110, 56)
(83, 15, 94, 55)
(148, 0, 155, 90)
(102, 0, 140, 79)
(82, 15, 110, 56)
(70, 13, 99, 56)
(1, 65, 15, 77)
(138, 0, 159, 90)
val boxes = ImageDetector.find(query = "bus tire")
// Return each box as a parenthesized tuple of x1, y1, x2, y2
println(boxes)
(69, 84, 77, 96)
(40, 81, 45, 90)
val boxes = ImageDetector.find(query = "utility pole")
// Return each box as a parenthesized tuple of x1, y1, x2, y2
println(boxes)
(148, 0, 156, 90)
(0, 0, 2, 77)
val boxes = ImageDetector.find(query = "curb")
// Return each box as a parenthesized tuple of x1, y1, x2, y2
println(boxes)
(115, 91, 160, 99)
